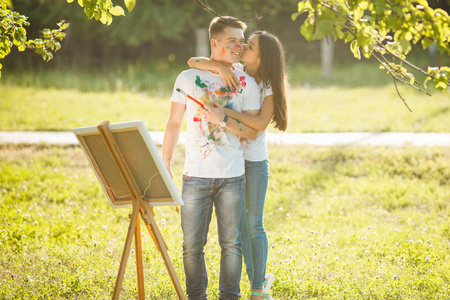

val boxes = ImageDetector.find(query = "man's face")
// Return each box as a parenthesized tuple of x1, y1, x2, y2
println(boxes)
(212, 27, 245, 64)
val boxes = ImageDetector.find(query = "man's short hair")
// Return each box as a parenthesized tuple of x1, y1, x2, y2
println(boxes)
(208, 16, 247, 40)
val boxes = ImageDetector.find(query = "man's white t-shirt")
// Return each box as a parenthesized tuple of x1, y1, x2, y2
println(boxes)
(171, 68, 260, 178)
(242, 82, 272, 161)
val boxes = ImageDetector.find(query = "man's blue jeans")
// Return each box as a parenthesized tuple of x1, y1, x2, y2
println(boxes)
(241, 160, 269, 291)
(181, 175, 246, 300)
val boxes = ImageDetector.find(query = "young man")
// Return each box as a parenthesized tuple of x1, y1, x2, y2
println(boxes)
(162, 16, 261, 300)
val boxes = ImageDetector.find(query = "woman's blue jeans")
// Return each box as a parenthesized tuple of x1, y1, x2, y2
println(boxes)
(181, 175, 246, 300)
(241, 160, 269, 290)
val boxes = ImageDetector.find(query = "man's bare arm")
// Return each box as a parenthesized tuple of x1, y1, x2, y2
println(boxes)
(162, 102, 186, 177)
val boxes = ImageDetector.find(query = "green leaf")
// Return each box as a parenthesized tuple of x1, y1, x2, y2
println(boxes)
(316, 20, 333, 38)
(373, 0, 386, 15)
(421, 37, 434, 50)
(300, 19, 315, 41)
(18, 27, 27, 37)
(333, 25, 345, 39)
(405, 73, 415, 85)
(358, 0, 369, 10)
(354, 7, 364, 21)
(399, 38, 411, 53)
(350, 40, 361, 59)
(297, 1, 308, 13)
(435, 79, 447, 91)
(404, 30, 413, 41)
(100, 12, 113, 25)
(13, 31, 23, 46)
(415, 0, 429, 8)
(44, 51, 53, 61)
(58, 21, 70, 30)
(362, 44, 371, 58)
(424, 76, 432, 88)
(344, 32, 355, 43)
(435, 8, 449, 18)
(124, 0, 136, 12)
(109, 6, 125, 16)
(85, 7, 94, 19)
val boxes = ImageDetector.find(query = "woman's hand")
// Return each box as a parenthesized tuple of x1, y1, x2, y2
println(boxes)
(201, 101, 226, 125)
(217, 64, 239, 91)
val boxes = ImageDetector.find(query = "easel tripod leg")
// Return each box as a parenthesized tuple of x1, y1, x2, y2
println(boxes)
(112, 204, 140, 300)
(140, 204, 186, 300)
(134, 214, 145, 299)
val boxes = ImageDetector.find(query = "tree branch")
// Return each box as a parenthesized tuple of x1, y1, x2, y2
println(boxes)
(377, 41, 430, 78)
(372, 51, 431, 96)
(392, 77, 413, 112)
(378, 51, 423, 87)
(193, 0, 262, 22)
(193, 0, 220, 17)
(370, 51, 439, 112)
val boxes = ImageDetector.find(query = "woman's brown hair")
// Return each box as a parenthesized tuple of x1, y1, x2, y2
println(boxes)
(253, 31, 289, 131)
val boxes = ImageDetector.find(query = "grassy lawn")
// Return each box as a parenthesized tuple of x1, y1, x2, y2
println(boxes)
(1, 60, 449, 299)
(1, 144, 449, 299)
(1, 62, 449, 133)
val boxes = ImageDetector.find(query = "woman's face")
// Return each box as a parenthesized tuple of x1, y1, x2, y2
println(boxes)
(241, 34, 260, 67)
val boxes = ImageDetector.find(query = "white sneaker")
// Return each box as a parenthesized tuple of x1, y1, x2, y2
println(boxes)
(263, 273, 275, 293)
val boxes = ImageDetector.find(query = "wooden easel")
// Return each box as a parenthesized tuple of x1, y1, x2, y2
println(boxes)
(97, 121, 185, 300)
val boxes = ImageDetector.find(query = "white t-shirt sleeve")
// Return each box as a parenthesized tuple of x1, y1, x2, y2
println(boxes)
(171, 72, 188, 105)
(264, 85, 273, 98)
(233, 62, 244, 71)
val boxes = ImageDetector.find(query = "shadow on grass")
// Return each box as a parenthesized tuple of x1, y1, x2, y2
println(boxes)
(411, 106, 450, 126)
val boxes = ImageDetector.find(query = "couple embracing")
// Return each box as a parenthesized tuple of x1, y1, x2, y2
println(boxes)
(162, 16, 288, 300)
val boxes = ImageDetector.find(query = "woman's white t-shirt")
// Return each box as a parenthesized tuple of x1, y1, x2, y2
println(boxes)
(233, 63, 271, 162)
(242, 82, 272, 161)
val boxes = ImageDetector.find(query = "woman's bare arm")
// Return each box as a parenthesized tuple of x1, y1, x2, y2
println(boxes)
(187, 57, 239, 90)
(201, 102, 260, 140)
(224, 95, 274, 131)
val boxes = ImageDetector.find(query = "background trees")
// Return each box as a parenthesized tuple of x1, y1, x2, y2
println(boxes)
(2, 0, 300, 70)
(1, 0, 449, 92)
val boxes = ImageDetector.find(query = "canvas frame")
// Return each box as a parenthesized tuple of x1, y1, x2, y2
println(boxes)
(73, 120, 183, 208)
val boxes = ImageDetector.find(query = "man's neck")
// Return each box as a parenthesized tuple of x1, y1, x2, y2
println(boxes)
(210, 55, 233, 68)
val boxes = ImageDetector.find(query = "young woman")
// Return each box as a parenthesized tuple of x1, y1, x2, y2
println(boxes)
(188, 31, 289, 300)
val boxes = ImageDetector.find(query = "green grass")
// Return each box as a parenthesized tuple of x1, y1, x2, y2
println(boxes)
(0, 83, 448, 133)
(1, 144, 449, 299)
(0, 62, 183, 94)
(0, 87, 173, 132)
(1, 61, 449, 132)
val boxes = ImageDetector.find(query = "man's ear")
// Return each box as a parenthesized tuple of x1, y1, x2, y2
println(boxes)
(211, 38, 217, 49)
